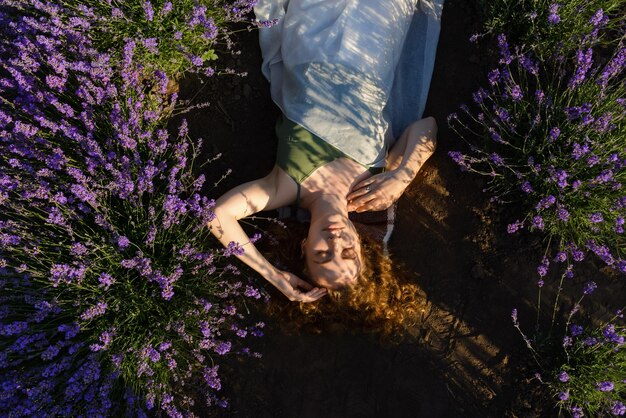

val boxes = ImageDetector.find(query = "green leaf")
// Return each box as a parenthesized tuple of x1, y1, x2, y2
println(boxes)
(201, 50, 218, 61)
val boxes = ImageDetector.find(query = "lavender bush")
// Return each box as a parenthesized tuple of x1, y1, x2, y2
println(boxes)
(0, 3, 265, 416)
(449, 2, 626, 414)
(4, 0, 264, 81)
(475, 0, 625, 59)
(449, 24, 626, 281)
(513, 305, 625, 417)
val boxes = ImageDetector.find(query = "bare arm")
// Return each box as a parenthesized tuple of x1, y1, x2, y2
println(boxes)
(386, 116, 438, 179)
(347, 117, 437, 212)
(207, 165, 326, 302)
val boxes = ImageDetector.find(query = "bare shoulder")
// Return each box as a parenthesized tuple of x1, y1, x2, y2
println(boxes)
(262, 164, 298, 209)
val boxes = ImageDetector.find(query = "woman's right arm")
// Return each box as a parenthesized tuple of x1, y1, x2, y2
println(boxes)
(207, 165, 327, 302)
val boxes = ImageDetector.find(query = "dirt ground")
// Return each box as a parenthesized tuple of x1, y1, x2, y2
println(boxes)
(173, 0, 622, 416)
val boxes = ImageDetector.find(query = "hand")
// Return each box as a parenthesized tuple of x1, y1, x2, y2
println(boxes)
(346, 170, 411, 213)
(270, 269, 327, 302)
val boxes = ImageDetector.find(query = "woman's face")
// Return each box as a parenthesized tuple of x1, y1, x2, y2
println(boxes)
(303, 215, 362, 290)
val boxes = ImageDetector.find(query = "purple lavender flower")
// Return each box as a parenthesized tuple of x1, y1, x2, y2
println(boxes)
(488, 69, 500, 86)
(80, 301, 107, 321)
(594, 112, 614, 133)
(531, 215, 544, 230)
(158, 341, 172, 351)
(98, 272, 115, 289)
(598, 48, 626, 89)
(143, 38, 158, 54)
(497, 34, 512, 64)
(549, 127, 560, 141)
(612, 401, 626, 416)
(244, 285, 261, 299)
(572, 143, 589, 160)
(590, 9, 607, 26)
(589, 212, 604, 223)
(162, 2, 173, 15)
(583, 336, 598, 346)
(507, 221, 523, 233)
(571, 406, 583, 418)
(70, 242, 88, 256)
(472, 88, 488, 104)
(536, 195, 556, 210)
(520, 55, 539, 75)
(557, 208, 570, 222)
(603, 324, 624, 344)
(558, 371, 570, 382)
(587, 155, 600, 167)
(191, 55, 204, 67)
(58, 323, 80, 339)
(214, 341, 231, 355)
(571, 247, 585, 262)
(0, 321, 28, 336)
(489, 152, 505, 166)
(537, 265, 548, 277)
(147, 346, 161, 362)
(143, 1, 154, 21)
(569, 48, 593, 89)
(548, 4, 561, 24)
(448, 151, 468, 170)
(203, 365, 222, 390)
(558, 390, 569, 401)
(596, 381, 614, 392)
(223, 241, 245, 257)
(511, 308, 518, 323)
(594, 169, 614, 184)
(509, 84, 523, 101)
(117, 235, 130, 250)
(494, 107, 511, 123)
(520, 181, 533, 194)
(570, 324, 583, 336)
(222, 305, 236, 315)
(535, 89, 545, 104)
(583, 281, 597, 295)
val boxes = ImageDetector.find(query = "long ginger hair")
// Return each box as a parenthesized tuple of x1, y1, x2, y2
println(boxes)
(259, 217, 427, 344)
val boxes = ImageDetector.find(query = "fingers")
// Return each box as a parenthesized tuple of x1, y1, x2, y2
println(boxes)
(354, 199, 392, 213)
(347, 178, 377, 200)
(347, 186, 371, 201)
(348, 193, 377, 212)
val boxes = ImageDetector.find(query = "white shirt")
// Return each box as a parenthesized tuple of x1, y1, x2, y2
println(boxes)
(255, 0, 444, 166)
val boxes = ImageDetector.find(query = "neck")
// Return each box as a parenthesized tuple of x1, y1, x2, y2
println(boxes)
(299, 158, 362, 217)
(306, 192, 349, 220)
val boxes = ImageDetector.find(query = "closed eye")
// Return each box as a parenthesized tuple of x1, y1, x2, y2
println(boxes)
(314, 250, 331, 263)
(342, 248, 357, 259)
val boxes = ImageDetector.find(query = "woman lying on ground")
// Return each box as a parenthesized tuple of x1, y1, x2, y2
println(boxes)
(208, 117, 437, 301)
(207, 0, 442, 303)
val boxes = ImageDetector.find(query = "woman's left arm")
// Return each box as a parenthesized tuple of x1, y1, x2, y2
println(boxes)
(347, 116, 437, 212)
